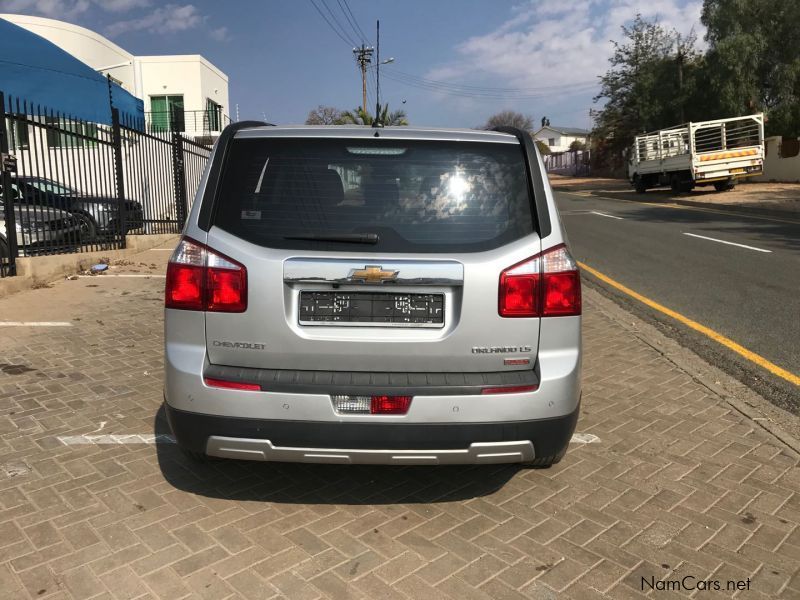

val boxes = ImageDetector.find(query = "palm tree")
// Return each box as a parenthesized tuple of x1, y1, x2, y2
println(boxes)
(336, 104, 408, 126)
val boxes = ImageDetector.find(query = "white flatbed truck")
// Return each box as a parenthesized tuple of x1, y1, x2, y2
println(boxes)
(628, 114, 764, 194)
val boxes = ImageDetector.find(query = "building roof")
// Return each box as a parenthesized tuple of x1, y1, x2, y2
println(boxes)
(535, 126, 591, 137)
(0, 16, 142, 123)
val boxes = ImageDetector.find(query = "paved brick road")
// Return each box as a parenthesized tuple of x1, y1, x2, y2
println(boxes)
(1, 246, 798, 599)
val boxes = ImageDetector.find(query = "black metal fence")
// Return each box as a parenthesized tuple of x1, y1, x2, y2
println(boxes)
(0, 92, 213, 277)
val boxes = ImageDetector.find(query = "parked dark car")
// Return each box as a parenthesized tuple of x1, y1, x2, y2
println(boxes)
(1, 183, 84, 257)
(11, 176, 144, 240)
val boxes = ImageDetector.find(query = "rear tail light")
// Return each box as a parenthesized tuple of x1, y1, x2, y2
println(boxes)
(166, 237, 247, 312)
(499, 244, 581, 317)
(331, 395, 412, 415)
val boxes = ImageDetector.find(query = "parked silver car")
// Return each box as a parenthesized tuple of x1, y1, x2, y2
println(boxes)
(164, 124, 582, 466)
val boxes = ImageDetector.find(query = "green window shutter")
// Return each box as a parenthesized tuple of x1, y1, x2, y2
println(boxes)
(150, 96, 168, 131)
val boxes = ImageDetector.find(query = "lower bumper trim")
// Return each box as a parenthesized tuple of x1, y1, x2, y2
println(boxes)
(206, 437, 535, 465)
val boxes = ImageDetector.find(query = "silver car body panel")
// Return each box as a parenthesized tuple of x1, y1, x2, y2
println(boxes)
(283, 257, 464, 287)
(166, 125, 580, 462)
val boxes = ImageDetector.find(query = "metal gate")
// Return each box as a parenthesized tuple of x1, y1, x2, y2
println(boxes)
(1, 92, 213, 277)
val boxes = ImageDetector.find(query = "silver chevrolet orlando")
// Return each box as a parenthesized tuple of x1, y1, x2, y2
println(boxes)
(164, 123, 581, 467)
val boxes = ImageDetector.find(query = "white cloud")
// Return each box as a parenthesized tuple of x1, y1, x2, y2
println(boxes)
(0, 0, 91, 20)
(209, 25, 229, 42)
(0, 0, 148, 18)
(428, 0, 704, 92)
(100, 0, 150, 12)
(104, 3, 204, 37)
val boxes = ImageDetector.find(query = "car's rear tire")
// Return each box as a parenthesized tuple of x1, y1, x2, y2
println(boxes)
(633, 175, 647, 194)
(522, 446, 568, 469)
(179, 445, 211, 462)
(73, 212, 97, 243)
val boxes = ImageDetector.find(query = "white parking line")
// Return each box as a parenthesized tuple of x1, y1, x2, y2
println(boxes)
(57, 432, 601, 446)
(682, 232, 772, 253)
(590, 210, 624, 220)
(570, 433, 600, 444)
(150, 248, 175, 251)
(58, 434, 175, 445)
(0, 321, 73, 327)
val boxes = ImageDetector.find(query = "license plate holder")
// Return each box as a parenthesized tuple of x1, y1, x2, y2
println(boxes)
(299, 291, 445, 328)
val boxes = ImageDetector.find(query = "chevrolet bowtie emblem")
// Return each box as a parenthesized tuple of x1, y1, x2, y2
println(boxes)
(349, 265, 399, 283)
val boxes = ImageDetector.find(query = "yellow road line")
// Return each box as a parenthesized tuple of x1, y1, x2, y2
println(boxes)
(560, 191, 800, 226)
(578, 261, 800, 387)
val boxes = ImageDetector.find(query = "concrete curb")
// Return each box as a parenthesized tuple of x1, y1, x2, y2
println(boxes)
(0, 234, 179, 299)
(583, 285, 800, 457)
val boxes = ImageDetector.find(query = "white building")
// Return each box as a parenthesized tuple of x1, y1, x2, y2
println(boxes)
(0, 13, 230, 137)
(533, 126, 590, 153)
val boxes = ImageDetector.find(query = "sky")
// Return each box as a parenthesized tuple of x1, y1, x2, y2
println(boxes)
(0, 0, 705, 129)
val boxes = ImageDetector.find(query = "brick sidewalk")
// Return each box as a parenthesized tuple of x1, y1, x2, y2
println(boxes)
(1, 248, 798, 599)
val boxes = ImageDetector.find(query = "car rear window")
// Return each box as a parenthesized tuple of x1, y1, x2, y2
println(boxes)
(212, 137, 535, 252)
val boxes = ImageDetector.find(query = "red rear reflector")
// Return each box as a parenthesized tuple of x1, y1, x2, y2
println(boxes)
(203, 377, 261, 391)
(481, 384, 539, 395)
(503, 358, 530, 366)
(370, 395, 412, 414)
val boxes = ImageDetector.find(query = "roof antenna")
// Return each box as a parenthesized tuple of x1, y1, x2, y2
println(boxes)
(373, 19, 383, 128)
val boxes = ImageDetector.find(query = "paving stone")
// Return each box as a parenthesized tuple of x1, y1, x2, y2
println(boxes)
(0, 251, 798, 599)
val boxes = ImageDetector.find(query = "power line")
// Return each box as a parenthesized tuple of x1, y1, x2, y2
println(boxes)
(308, 0, 357, 47)
(319, 0, 359, 46)
(382, 71, 597, 100)
(337, 0, 370, 44)
(384, 69, 597, 97)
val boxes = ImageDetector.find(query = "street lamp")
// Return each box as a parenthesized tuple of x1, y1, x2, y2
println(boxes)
(367, 57, 395, 69)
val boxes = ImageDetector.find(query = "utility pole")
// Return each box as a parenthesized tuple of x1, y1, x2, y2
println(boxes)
(375, 19, 381, 123)
(353, 44, 373, 113)
(677, 48, 685, 123)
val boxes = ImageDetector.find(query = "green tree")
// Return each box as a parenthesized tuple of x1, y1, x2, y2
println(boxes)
(336, 104, 408, 126)
(568, 140, 587, 152)
(702, 0, 800, 136)
(536, 140, 552, 155)
(481, 110, 534, 131)
(592, 14, 703, 173)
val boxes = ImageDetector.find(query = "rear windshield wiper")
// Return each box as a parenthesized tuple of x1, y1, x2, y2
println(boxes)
(283, 232, 379, 244)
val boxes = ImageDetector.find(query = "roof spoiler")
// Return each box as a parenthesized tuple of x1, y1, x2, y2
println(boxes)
(491, 126, 552, 239)
(197, 120, 272, 230)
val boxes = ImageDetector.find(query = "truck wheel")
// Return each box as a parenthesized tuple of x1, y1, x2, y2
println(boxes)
(634, 175, 647, 194)
(714, 180, 735, 192)
(671, 175, 693, 194)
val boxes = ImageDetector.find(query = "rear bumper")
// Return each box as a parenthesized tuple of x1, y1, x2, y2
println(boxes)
(166, 402, 580, 465)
